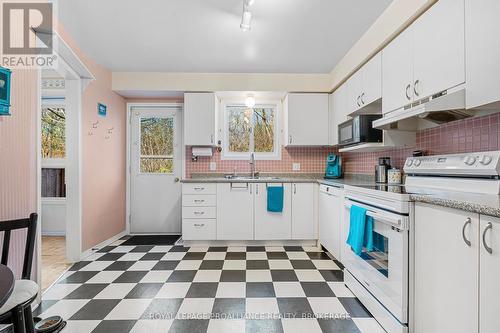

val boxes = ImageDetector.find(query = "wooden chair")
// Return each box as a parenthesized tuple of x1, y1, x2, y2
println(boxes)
(0, 213, 39, 333)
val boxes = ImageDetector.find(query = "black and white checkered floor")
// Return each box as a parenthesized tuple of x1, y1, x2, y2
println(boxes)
(36, 238, 385, 333)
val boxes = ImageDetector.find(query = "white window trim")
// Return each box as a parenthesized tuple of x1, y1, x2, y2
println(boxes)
(220, 99, 282, 161)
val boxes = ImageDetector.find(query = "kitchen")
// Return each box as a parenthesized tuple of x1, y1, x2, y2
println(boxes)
(0, 0, 499, 333)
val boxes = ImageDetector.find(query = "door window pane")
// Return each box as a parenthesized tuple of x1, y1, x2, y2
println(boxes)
(42, 107, 66, 158)
(228, 106, 251, 152)
(140, 117, 174, 173)
(42, 168, 66, 197)
(253, 107, 275, 153)
(360, 231, 389, 277)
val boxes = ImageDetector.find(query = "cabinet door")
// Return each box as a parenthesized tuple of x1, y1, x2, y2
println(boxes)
(480, 215, 500, 333)
(329, 84, 348, 146)
(216, 183, 254, 240)
(184, 93, 217, 146)
(413, 0, 465, 100)
(285, 93, 329, 146)
(466, 0, 500, 109)
(254, 183, 291, 240)
(382, 26, 414, 114)
(347, 71, 362, 114)
(291, 183, 316, 240)
(361, 52, 382, 107)
(414, 203, 479, 333)
(319, 187, 341, 260)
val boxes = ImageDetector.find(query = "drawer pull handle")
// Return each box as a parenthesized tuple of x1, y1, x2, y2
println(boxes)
(482, 222, 493, 254)
(462, 218, 472, 247)
(194, 211, 205, 215)
(194, 187, 205, 191)
(194, 200, 205, 203)
(194, 224, 205, 227)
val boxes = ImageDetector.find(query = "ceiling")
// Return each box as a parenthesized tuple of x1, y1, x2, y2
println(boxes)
(59, 0, 392, 74)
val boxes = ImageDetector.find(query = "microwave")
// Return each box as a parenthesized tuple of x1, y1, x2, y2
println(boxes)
(338, 115, 382, 147)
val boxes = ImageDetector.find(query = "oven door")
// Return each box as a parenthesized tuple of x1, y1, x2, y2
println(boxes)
(338, 118, 359, 146)
(343, 199, 409, 324)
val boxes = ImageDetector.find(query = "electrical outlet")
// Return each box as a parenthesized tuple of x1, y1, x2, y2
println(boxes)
(209, 162, 217, 171)
(292, 163, 301, 171)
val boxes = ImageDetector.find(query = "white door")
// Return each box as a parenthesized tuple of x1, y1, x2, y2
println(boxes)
(382, 26, 414, 114)
(412, 0, 465, 100)
(414, 203, 479, 333)
(130, 107, 182, 234)
(254, 183, 292, 240)
(480, 215, 500, 333)
(217, 183, 254, 240)
(291, 183, 316, 240)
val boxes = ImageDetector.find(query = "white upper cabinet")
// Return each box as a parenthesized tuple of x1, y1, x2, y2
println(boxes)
(284, 93, 329, 146)
(254, 183, 292, 240)
(382, 0, 465, 114)
(329, 84, 348, 146)
(347, 52, 382, 115)
(382, 26, 414, 114)
(466, 0, 500, 109)
(412, 0, 465, 100)
(184, 93, 218, 146)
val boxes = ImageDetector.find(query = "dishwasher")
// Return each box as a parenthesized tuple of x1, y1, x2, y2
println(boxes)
(318, 184, 343, 261)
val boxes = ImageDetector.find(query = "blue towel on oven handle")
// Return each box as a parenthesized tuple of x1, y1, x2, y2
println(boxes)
(346, 205, 374, 256)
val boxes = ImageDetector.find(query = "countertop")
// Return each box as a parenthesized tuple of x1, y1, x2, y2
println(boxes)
(411, 191, 500, 218)
(182, 173, 376, 187)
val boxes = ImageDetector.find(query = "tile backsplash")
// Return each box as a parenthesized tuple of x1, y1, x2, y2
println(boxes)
(186, 112, 500, 177)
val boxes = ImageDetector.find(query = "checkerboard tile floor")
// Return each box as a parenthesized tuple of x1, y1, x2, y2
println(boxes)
(36, 238, 385, 333)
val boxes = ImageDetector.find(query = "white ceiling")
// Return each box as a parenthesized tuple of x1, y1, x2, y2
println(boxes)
(59, 0, 392, 74)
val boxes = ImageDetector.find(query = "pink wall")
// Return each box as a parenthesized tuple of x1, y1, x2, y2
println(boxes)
(0, 69, 39, 278)
(56, 27, 127, 251)
(186, 112, 500, 176)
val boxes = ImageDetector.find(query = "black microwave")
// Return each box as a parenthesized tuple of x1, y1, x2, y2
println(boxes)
(338, 115, 383, 147)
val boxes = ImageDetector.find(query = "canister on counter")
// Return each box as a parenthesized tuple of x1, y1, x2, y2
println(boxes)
(388, 168, 402, 184)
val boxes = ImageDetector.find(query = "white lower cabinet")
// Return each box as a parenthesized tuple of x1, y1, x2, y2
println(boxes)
(291, 183, 317, 240)
(216, 183, 254, 240)
(319, 185, 342, 260)
(414, 203, 482, 333)
(254, 183, 292, 240)
(182, 183, 217, 241)
(183, 219, 216, 240)
(479, 215, 500, 333)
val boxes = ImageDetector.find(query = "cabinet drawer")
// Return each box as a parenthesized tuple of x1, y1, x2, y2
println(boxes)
(183, 195, 216, 207)
(182, 206, 216, 219)
(182, 183, 216, 195)
(182, 219, 216, 240)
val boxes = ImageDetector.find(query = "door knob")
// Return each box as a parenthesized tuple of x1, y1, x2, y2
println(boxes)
(174, 177, 180, 182)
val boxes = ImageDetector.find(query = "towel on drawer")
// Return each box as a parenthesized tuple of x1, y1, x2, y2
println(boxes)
(346, 205, 374, 256)
(267, 185, 284, 213)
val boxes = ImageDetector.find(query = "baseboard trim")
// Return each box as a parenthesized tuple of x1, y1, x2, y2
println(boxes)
(41, 231, 66, 236)
(80, 230, 127, 260)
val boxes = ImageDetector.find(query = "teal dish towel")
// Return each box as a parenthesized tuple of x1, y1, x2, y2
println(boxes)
(267, 185, 284, 213)
(346, 205, 374, 256)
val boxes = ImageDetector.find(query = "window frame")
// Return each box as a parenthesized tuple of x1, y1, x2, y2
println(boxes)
(221, 100, 282, 161)
(138, 114, 176, 175)
(41, 97, 67, 167)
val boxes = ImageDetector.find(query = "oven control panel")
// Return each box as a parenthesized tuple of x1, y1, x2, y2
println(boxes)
(404, 151, 500, 176)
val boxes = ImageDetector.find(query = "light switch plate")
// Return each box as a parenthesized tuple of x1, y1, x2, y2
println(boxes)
(209, 162, 217, 171)
(292, 163, 301, 171)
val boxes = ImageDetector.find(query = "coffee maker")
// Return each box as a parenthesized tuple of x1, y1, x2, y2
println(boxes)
(375, 157, 391, 183)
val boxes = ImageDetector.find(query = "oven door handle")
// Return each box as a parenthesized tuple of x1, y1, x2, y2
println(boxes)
(344, 201, 406, 229)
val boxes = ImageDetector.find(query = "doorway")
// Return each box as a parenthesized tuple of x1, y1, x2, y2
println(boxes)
(128, 105, 183, 234)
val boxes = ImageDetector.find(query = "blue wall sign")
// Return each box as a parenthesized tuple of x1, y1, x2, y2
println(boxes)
(98, 103, 107, 117)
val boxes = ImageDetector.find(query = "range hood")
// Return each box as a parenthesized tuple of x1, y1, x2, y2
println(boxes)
(373, 88, 473, 130)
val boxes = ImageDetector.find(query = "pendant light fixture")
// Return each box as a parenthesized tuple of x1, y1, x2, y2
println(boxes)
(240, 0, 255, 31)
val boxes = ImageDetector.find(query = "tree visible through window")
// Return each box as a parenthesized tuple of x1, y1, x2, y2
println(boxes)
(226, 105, 276, 158)
(42, 107, 66, 158)
(140, 117, 174, 173)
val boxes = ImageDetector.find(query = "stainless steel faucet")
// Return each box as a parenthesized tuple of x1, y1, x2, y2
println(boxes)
(249, 153, 258, 179)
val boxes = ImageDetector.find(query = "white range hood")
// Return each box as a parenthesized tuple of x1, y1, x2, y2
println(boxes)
(373, 87, 473, 130)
